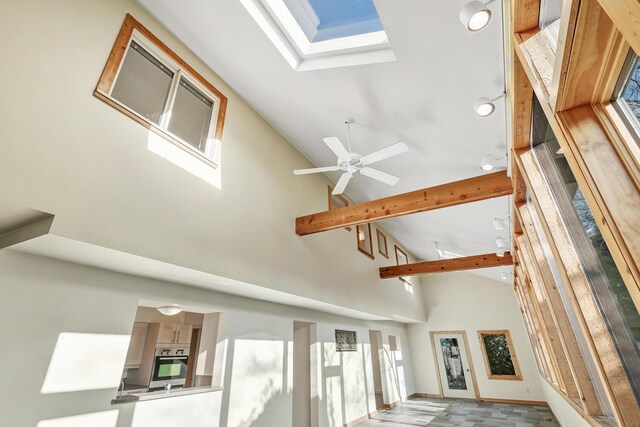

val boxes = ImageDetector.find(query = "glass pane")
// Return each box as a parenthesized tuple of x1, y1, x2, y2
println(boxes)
(111, 41, 173, 125)
(620, 55, 640, 123)
(527, 198, 615, 416)
(168, 78, 214, 153)
(482, 334, 516, 376)
(530, 96, 640, 404)
(539, 0, 563, 52)
(440, 338, 467, 390)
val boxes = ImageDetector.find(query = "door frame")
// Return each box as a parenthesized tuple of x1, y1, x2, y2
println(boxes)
(429, 330, 480, 400)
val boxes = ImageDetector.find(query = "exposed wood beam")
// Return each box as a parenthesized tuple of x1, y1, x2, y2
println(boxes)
(296, 171, 512, 236)
(379, 253, 513, 279)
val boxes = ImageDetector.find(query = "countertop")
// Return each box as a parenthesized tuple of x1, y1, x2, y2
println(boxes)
(112, 385, 223, 404)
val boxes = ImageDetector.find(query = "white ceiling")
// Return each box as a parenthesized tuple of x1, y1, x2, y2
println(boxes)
(138, 0, 512, 282)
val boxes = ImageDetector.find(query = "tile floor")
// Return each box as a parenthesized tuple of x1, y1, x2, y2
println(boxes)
(359, 397, 558, 426)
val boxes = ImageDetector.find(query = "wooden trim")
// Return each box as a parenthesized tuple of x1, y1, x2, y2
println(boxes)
(594, 0, 640, 56)
(94, 14, 227, 152)
(410, 393, 443, 399)
(380, 253, 513, 278)
(393, 245, 411, 284)
(375, 228, 389, 259)
(382, 400, 400, 409)
(295, 171, 512, 235)
(477, 397, 548, 406)
(477, 330, 523, 381)
(516, 148, 640, 425)
(356, 223, 375, 260)
(428, 330, 480, 400)
(516, 203, 603, 416)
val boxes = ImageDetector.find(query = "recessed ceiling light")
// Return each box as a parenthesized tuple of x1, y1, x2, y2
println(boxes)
(493, 217, 507, 231)
(460, 0, 496, 32)
(157, 305, 183, 316)
(481, 154, 496, 171)
(474, 97, 495, 117)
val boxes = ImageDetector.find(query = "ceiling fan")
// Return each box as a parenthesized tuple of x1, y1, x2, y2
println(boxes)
(293, 120, 408, 196)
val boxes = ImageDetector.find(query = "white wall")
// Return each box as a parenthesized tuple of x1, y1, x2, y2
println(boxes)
(0, 0, 425, 322)
(0, 250, 415, 427)
(408, 271, 545, 402)
(539, 380, 590, 427)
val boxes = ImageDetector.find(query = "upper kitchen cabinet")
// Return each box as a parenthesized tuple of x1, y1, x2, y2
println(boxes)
(157, 323, 193, 345)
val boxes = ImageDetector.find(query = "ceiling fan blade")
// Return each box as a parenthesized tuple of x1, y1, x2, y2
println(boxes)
(361, 141, 408, 165)
(293, 165, 340, 175)
(323, 137, 350, 160)
(360, 167, 401, 186)
(332, 173, 353, 195)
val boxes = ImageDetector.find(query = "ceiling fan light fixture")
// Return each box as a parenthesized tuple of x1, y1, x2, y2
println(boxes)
(460, 1, 493, 31)
(157, 305, 183, 316)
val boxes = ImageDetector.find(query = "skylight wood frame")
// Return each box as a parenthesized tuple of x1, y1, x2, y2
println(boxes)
(507, 0, 640, 422)
(95, 14, 228, 167)
(477, 330, 523, 381)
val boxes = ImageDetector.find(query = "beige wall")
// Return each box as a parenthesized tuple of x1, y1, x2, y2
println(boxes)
(0, 0, 425, 322)
(408, 271, 545, 402)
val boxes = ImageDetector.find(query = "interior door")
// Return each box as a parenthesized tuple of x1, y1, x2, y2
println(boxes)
(432, 332, 476, 399)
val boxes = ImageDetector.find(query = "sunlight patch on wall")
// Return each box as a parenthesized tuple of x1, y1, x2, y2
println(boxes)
(227, 339, 285, 427)
(41, 333, 130, 394)
(342, 343, 367, 422)
(130, 390, 222, 427)
(37, 410, 119, 427)
(147, 133, 221, 188)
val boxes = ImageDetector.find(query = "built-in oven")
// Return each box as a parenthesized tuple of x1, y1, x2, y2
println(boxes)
(149, 347, 189, 390)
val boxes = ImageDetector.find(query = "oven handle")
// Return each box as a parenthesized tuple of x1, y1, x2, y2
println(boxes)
(158, 356, 188, 360)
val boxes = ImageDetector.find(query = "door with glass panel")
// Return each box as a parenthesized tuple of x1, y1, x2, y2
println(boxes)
(432, 332, 476, 399)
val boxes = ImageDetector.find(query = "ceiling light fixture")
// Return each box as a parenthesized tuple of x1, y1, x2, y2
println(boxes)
(496, 237, 506, 248)
(460, 0, 498, 32)
(480, 154, 506, 171)
(492, 217, 508, 231)
(157, 305, 183, 316)
(496, 248, 506, 257)
(473, 93, 506, 117)
(501, 271, 509, 280)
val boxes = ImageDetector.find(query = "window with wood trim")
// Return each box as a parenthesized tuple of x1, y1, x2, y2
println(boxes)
(477, 330, 522, 380)
(95, 14, 227, 166)
(327, 186, 351, 231)
(531, 96, 640, 405)
(356, 223, 374, 260)
(376, 228, 389, 258)
(613, 50, 640, 141)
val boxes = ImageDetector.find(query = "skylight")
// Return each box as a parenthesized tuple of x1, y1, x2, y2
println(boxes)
(241, 0, 395, 71)
(285, 0, 384, 42)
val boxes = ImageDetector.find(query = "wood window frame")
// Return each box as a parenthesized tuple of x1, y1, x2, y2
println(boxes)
(394, 245, 411, 285)
(327, 186, 352, 231)
(376, 228, 389, 259)
(94, 14, 228, 168)
(477, 330, 523, 381)
(356, 223, 374, 260)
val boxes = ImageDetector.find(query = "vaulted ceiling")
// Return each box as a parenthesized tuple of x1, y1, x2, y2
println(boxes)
(139, 0, 512, 282)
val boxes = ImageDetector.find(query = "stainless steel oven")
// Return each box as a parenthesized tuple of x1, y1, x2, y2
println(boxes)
(149, 347, 189, 389)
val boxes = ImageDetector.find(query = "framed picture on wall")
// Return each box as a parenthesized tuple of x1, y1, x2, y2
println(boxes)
(477, 330, 522, 380)
(376, 228, 389, 258)
(335, 329, 357, 352)
(394, 245, 412, 285)
(327, 185, 351, 232)
(356, 223, 375, 260)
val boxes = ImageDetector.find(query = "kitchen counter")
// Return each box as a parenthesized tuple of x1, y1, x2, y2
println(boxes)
(112, 385, 223, 404)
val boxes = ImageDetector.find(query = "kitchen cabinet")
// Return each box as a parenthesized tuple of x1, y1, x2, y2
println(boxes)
(124, 322, 148, 369)
(156, 323, 192, 345)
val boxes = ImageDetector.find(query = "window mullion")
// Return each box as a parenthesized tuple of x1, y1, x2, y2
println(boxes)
(160, 69, 182, 130)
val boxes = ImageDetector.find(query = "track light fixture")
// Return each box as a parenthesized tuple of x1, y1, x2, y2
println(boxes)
(501, 271, 510, 280)
(460, 0, 498, 32)
(495, 237, 506, 248)
(480, 154, 505, 171)
(492, 217, 508, 231)
(496, 248, 506, 257)
(474, 92, 506, 117)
